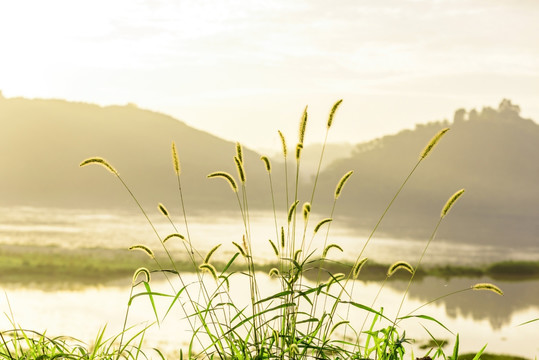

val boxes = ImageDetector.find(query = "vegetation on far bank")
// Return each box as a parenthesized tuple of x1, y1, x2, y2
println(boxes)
(2, 245, 538, 286)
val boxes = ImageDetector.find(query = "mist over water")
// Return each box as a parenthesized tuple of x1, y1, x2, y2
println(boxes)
(1, 206, 538, 358)
(1, 207, 536, 266)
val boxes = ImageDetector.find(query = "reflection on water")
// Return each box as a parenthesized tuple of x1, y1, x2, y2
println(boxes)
(1, 207, 539, 358)
(1, 207, 538, 266)
(1, 274, 539, 358)
(388, 276, 539, 330)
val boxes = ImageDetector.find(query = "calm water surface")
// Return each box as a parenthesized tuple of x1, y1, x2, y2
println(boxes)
(0, 207, 538, 358)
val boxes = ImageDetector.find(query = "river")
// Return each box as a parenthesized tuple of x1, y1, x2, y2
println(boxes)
(0, 207, 538, 358)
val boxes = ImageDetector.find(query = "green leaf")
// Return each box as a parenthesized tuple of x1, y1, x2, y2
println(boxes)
(451, 333, 459, 360)
(254, 290, 294, 305)
(399, 314, 454, 335)
(144, 281, 160, 326)
(472, 343, 488, 360)
(518, 317, 539, 326)
(342, 301, 391, 322)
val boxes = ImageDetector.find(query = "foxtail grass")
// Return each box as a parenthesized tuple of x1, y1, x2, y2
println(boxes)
(80, 101, 502, 360)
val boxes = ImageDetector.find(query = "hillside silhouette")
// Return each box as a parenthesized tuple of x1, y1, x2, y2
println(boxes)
(1, 95, 537, 246)
(0, 96, 280, 212)
(314, 99, 539, 246)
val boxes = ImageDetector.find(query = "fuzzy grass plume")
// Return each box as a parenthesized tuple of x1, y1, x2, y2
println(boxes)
(163, 233, 185, 243)
(171, 141, 180, 175)
(234, 156, 246, 183)
(260, 156, 271, 172)
(335, 170, 354, 199)
(314, 218, 332, 233)
(278, 130, 287, 157)
(204, 244, 222, 264)
(303, 202, 311, 221)
(232, 241, 247, 258)
(387, 261, 414, 277)
(471, 283, 504, 296)
(132, 267, 151, 284)
(353, 258, 368, 279)
(420, 127, 450, 159)
(299, 106, 308, 144)
(207, 171, 238, 192)
(322, 243, 343, 258)
(441, 188, 465, 218)
(295, 143, 303, 160)
(199, 263, 218, 280)
(79, 157, 119, 176)
(288, 200, 300, 223)
(327, 99, 343, 129)
(236, 142, 243, 164)
(128, 245, 155, 259)
(158, 203, 169, 217)
(269, 239, 279, 257)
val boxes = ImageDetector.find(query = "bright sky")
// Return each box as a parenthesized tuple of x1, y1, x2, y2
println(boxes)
(1, 0, 538, 151)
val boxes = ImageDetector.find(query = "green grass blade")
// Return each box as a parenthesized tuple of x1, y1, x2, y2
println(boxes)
(451, 333, 459, 360)
(472, 343, 488, 360)
(399, 314, 454, 335)
(143, 281, 160, 327)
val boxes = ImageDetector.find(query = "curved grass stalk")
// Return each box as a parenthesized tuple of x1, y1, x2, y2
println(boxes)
(80, 158, 226, 358)
(319, 127, 450, 349)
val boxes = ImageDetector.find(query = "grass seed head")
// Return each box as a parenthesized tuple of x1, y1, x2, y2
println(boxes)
(299, 105, 308, 144)
(295, 143, 303, 160)
(327, 273, 345, 290)
(303, 202, 311, 221)
(441, 188, 465, 218)
(232, 241, 247, 258)
(79, 157, 119, 176)
(314, 218, 332, 234)
(207, 172, 238, 192)
(260, 156, 271, 173)
(353, 258, 368, 279)
(335, 170, 354, 199)
(235, 142, 243, 164)
(278, 130, 287, 158)
(387, 261, 414, 277)
(132, 267, 151, 284)
(204, 244, 222, 264)
(199, 263, 218, 280)
(327, 99, 343, 129)
(280, 226, 285, 248)
(269, 239, 279, 257)
(322, 243, 343, 258)
(288, 200, 300, 223)
(158, 203, 169, 217)
(234, 156, 246, 183)
(472, 283, 504, 296)
(420, 127, 450, 159)
(129, 245, 155, 259)
(269, 268, 280, 277)
(171, 141, 181, 175)
(163, 233, 185, 243)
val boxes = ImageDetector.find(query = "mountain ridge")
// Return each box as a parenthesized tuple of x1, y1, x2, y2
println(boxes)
(1, 95, 537, 246)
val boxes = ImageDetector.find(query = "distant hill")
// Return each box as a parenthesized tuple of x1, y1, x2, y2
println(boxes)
(0, 96, 281, 212)
(313, 99, 539, 246)
(1, 95, 537, 247)
(269, 142, 355, 177)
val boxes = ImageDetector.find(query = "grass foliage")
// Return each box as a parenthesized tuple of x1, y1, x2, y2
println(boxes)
(1, 101, 514, 359)
(76, 101, 506, 359)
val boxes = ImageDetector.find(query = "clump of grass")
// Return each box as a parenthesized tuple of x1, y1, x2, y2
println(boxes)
(80, 101, 501, 359)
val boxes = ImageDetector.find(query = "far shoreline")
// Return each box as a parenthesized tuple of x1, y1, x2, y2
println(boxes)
(1, 244, 538, 288)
